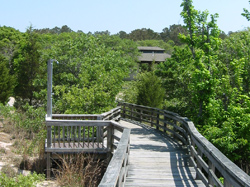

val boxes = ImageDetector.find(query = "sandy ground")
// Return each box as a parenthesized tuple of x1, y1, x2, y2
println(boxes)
(0, 116, 58, 186)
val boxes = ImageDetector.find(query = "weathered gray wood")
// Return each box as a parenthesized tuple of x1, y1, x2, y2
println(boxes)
(47, 126, 51, 148)
(118, 120, 204, 187)
(99, 127, 130, 187)
(119, 102, 250, 187)
(46, 153, 51, 179)
(46, 120, 110, 127)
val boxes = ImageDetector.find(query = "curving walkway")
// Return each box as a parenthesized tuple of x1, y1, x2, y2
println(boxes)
(119, 120, 205, 187)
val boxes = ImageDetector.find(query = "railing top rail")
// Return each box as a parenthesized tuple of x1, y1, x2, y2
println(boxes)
(51, 114, 102, 117)
(46, 120, 111, 127)
(183, 118, 250, 187)
(99, 122, 130, 187)
(119, 102, 180, 115)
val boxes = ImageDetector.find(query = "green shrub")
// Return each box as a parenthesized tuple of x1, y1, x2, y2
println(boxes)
(0, 172, 44, 187)
(136, 72, 165, 108)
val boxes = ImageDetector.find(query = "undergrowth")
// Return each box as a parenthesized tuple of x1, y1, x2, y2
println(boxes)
(0, 104, 106, 186)
(53, 153, 105, 187)
(0, 103, 47, 175)
(0, 171, 45, 187)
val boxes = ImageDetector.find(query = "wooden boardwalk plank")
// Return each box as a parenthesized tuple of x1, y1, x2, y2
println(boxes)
(119, 120, 205, 187)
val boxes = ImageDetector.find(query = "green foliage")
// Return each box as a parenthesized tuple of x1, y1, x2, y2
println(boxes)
(0, 104, 46, 156)
(39, 32, 137, 114)
(120, 72, 165, 108)
(0, 172, 45, 187)
(12, 26, 43, 105)
(120, 81, 138, 104)
(0, 56, 15, 104)
(242, 0, 250, 21)
(136, 72, 165, 108)
(128, 28, 161, 41)
(160, 24, 188, 45)
(156, 0, 250, 172)
(0, 26, 23, 64)
(155, 46, 194, 114)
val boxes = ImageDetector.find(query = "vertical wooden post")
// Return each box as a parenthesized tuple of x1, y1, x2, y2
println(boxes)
(130, 105, 133, 120)
(208, 160, 215, 187)
(140, 109, 142, 123)
(97, 116, 102, 144)
(173, 120, 177, 139)
(47, 125, 52, 149)
(156, 111, 159, 130)
(122, 104, 125, 118)
(151, 109, 153, 127)
(46, 153, 51, 179)
(47, 59, 53, 118)
(163, 114, 167, 133)
(107, 123, 114, 162)
(223, 179, 232, 187)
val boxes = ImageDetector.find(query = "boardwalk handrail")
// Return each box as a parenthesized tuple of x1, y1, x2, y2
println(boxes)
(45, 107, 130, 186)
(99, 121, 130, 187)
(119, 102, 250, 187)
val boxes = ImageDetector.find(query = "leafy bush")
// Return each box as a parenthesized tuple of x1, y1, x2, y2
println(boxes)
(0, 172, 44, 187)
(136, 72, 165, 108)
(0, 104, 46, 157)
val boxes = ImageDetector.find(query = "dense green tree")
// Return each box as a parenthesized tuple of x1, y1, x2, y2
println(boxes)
(60, 25, 73, 33)
(0, 26, 22, 71)
(179, 0, 221, 124)
(136, 72, 165, 108)
(12, 27, 42, 105)
(39, 32, 137, 114)
(160, 24, 187, 45)
(156, 0, 250, 172)
(93, 30, 110, 36)
(0, 55, 15, 104)
(129, 28, 160, 41)
(116, 31, 128, 39)
(34, 25, 73, 35)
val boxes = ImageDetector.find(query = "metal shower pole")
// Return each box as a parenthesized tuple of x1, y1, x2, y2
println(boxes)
(47, 59, 58, 118)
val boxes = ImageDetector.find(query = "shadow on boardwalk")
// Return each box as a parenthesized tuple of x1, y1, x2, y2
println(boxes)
(120, 119, 204, 187)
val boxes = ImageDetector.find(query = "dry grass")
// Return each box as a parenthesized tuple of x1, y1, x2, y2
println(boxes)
(1, 164, 17, 178)
(53, 153, 105, 187)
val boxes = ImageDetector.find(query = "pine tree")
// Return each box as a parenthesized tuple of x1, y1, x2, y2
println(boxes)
(0, 55, 15, 104)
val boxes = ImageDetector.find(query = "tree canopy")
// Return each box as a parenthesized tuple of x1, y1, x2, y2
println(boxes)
(155, 0, 250, 173)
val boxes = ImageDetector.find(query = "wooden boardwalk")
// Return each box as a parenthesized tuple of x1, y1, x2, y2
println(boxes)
(119, 120, 205, 187)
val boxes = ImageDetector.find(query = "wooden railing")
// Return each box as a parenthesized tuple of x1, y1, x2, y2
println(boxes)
(99, 121, 130, 187)
(119, 102, 250, 187)
(45, 107, 130, 186)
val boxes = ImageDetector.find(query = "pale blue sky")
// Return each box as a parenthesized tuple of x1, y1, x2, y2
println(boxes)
(0, 0, 249, 34)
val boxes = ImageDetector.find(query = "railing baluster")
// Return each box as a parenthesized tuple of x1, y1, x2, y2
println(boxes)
(101, 127, 104, 148)
(53, 126, 55, 148)
(70, 126, 73, 147)
(87, 126, 90, 148)
(83, 126, 85, 148)
(73, 126, 76, 147)
(156, 111, 159, 130)
(164, 115, 167, 133)
(97, 126, 100, 148)
(78, 126, 81, 148)
(47, 125, 51, 148)
(67, 126, 70, 148)
(58, 126, 61, 148)
(92, 126, 94, 148)
(63, 126, 65, 147)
